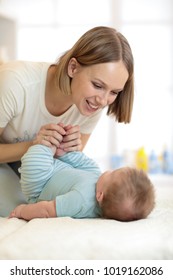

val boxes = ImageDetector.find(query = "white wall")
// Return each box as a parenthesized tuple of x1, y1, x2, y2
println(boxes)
(0, 14, 16, 60)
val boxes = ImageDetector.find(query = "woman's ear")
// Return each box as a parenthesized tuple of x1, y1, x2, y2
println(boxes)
(68, 58, 79, 78)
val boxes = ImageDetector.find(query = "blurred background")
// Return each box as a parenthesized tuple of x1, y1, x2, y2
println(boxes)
(0, 0, 173, 173)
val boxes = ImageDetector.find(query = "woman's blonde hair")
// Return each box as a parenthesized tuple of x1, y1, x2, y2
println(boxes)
(100, 168, 155, 222)
(54, 26, 134, 123)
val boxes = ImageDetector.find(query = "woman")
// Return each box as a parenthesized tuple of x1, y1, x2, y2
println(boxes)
(0, 25, 134, 162)
(0, 26, 134, 215)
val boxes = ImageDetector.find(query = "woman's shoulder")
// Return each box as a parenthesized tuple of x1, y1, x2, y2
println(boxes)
(0, 61, 52, 100)
(0, 60, 50, 80)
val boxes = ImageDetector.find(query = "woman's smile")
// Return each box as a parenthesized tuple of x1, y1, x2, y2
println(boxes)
(86, 100, 99, 112)
(69, 60, 129, 116)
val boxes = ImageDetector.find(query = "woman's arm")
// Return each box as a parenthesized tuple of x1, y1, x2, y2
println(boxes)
(0, 125, 91, 163)
(80, 133, 91, 150)
(0, 139, 32, 164)
(0, 123, 66, 163)
(9, 200, 56, 221)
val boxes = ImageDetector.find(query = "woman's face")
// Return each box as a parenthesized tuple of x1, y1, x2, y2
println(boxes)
(68, 58, 129, 116)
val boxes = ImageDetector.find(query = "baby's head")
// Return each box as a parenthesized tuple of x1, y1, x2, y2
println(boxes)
(96, 167, 155, 222)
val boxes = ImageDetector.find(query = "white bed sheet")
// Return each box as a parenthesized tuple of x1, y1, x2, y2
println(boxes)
(0, 175, 173, 260)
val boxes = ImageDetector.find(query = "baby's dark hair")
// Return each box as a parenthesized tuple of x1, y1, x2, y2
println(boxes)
(100, 167, 155, 222)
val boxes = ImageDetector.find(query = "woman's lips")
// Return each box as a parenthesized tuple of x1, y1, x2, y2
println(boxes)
(86, 100, 99, 111)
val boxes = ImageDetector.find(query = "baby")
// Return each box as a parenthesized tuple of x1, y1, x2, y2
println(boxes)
(9, 144, 155, 221)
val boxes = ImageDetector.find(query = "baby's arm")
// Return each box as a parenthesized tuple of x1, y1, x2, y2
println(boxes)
(9, 200, 56, 221)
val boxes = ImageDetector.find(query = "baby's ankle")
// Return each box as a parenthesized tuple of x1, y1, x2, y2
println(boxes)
(50, 145, 56, 156)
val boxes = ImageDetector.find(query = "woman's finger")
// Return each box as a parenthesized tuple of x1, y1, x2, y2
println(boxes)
(40, 123, 66, 135)
(62, 131, 81, 143)
(65, 125, 80, 135)
(34, 123, 67, 147)
(59, 138, 82, 151)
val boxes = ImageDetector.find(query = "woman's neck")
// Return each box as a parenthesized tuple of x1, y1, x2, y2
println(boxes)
(45, 65, 73, 116)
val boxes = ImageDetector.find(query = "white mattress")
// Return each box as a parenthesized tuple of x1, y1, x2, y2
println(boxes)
(0, 174, 173, 260)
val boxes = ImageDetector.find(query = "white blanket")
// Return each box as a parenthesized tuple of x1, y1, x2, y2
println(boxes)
(0, 175, 173, 260)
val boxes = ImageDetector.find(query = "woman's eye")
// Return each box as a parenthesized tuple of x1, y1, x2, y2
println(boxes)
(111, 90, 122, 96)
(111, 91, 118, 96)
(93, 82, 102, 89)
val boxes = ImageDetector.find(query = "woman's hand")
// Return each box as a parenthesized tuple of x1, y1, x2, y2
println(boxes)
(33, 123, 82, 156)
(55, 124, 82, 157)
(33, 123, 66, 148)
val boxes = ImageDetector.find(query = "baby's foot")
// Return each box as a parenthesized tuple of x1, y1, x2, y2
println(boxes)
(50, 145, 56, 156)
(9, 204, 27, 219)
(55, 147, 66, 157)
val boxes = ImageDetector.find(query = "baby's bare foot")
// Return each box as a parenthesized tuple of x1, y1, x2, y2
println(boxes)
(9, 204, 27, 219)
(50, 145, 56, 155)
(55, 147, 66, 157)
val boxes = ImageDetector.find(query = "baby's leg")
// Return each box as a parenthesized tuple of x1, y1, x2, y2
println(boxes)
(20, 145, 56, 202)
(9, 200, 56, 220)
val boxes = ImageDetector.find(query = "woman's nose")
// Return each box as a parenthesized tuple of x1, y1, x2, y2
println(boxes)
(96, 92, 109, 107)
